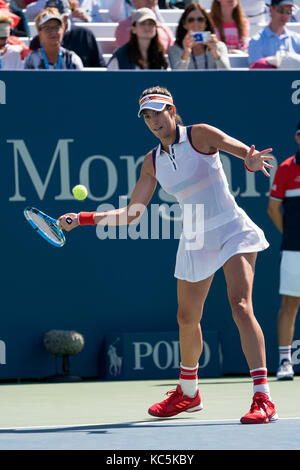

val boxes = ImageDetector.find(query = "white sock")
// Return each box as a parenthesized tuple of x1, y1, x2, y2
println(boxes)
(179, 363, 198, 398)
(279, 345, 292, 364)
(250, 367, 271, 398)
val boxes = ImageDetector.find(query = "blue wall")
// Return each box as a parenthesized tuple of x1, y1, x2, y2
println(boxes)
(1, 70, 300, 379)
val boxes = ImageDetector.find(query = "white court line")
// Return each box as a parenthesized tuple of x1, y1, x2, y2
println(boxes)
(0, 417, 300, 431)
(132, 417, 300, 426)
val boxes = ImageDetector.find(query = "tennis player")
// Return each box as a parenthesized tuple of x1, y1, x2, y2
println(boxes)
(59, 86, 278, 424)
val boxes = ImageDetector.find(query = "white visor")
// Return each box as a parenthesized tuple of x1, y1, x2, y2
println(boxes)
(138, 94, 174, 117)
(38, 14, 63, 27)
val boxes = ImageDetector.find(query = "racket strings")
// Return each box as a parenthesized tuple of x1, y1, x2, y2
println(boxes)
(25, 211, 62, 244)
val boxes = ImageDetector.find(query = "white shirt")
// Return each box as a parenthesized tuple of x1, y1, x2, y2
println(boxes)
(0, 44, 23, 70)
(154, 125, 243, 234)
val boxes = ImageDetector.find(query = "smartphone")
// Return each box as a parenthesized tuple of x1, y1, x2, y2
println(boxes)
(191, 31, 211, 43)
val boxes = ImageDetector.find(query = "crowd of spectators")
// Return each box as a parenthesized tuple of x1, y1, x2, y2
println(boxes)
(0, 0, 299, 69)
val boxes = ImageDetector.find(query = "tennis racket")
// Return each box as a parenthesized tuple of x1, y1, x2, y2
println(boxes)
(24, 206, 72, 248)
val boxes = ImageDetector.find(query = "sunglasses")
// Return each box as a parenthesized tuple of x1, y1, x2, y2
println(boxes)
(275, 7, 293, 15)
(187, 16, 206, 23)
(40, 25, 62, 33)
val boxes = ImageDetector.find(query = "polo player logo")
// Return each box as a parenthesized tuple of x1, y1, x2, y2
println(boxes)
(107, 338, 122, 376)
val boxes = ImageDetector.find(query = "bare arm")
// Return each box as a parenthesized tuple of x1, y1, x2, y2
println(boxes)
(58, 152, 157, 230)
(94, 152, 156, 226)
(191, 124, 274, 176)
(267, 198, 283, 233)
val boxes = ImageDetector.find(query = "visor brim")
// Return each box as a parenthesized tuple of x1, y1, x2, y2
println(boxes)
(138, 102, 168, 117)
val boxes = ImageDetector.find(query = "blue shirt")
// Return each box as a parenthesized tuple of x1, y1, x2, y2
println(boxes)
(248, 26, 300, 64)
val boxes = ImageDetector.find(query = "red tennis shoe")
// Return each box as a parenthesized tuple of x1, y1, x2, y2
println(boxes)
(240, 392, 278, 424)
(148, 385, 203, 418)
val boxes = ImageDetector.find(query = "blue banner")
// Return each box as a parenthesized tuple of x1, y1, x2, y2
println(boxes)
(105, 330, 222, 380)
(1, 71, 300, 380)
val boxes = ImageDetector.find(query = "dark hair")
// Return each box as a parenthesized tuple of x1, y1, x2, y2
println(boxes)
(129, 26, 168, 69)
(139, 86, 183, 124)
(210, 0, 246, 43)
(175, 3, 215, 48)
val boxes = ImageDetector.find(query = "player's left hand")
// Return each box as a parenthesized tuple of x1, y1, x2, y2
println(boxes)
(244, 145, 274, 177)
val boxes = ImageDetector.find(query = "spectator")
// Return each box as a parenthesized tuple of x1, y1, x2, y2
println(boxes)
(0, 13, 23, 68)
(68, 0, 104, 22)
(107, 7, 168, 68)
(0, 1, 31, 58)
(210, 0, 249, 53)
(248, 0, 300, 66)
(29, 1, 106, 66)
(24, 8, 84, 68)
(115, 0, 174, 52)
(9, 0, 31, 36)
(267, 121, 300, 381)
(240, 0, 269, 24)
(168, 3, 230, 69)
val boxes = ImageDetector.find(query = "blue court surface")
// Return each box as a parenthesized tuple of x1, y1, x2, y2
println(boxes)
(0, 418, 299, 450)
(0, 377, 299, 451)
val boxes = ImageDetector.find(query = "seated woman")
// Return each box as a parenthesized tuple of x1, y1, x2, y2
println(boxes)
(168, 3, 230, 70)
(24, 7, 84, 69)
(0, 13, 23, 69)
(107, 7, 168, 70)
(210, 0, 249, 54)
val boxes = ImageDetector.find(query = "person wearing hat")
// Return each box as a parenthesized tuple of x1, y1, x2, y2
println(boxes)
(28, 0, 106, 67)
(0, 13, 23, 68)
(114, 0, 174, 54)
(248, 0, 300, 66)
(24, 7, 83, 68)
(107, 8, 168, 69)
(268, 121, 300, 381)
(58, 85, 278, 424)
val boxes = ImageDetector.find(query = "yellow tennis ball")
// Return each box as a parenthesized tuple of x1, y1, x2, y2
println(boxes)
(72, 184, 88, 201)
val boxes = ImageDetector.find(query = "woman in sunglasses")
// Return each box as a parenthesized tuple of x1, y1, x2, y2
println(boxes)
(168, 3, 230, 70)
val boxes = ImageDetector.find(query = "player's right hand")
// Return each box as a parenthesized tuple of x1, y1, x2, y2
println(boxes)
(58, 213, 79, 231)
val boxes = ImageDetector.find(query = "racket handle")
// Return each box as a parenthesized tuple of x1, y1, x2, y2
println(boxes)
(65, 217, 73, 225)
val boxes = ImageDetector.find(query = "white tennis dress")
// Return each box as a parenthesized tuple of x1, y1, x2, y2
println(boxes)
(152, 125, 269, 282)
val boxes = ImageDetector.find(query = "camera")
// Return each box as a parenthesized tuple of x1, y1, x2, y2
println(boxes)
(191, 31, 211, 43)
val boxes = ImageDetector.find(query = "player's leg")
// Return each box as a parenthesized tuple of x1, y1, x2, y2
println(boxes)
(148, 275, 214, 418)
(223, 252, 266, 369)
(277, 294, 300, 380)
(222, 252, 278, 424)
(177, 276, 214, 367)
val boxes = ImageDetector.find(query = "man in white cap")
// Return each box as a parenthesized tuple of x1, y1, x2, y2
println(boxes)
(248, 0, 300, 65)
